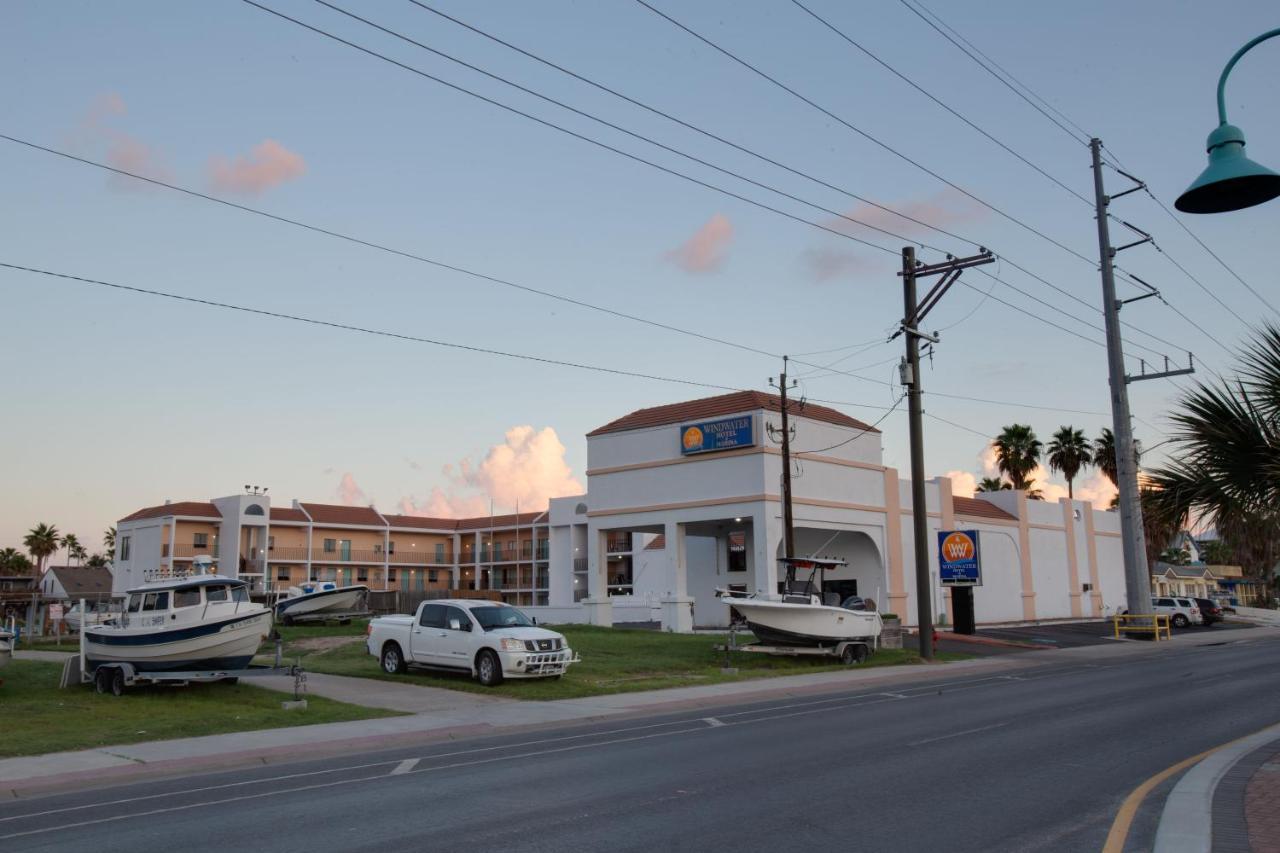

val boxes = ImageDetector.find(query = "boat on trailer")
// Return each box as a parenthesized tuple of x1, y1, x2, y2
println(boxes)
(0, 628, 12, 670)
(274, 581, 369, 624)
(718, 556, 881, 647)
(83, 570, 271, 674)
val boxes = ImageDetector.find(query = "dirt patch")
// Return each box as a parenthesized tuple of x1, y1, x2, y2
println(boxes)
(291, 636, 363, 654)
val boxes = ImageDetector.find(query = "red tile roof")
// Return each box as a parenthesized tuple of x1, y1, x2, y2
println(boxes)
(645, 534, 666, 551)
(120, 501, 220, 522)
(299, 503, 386, 527)
(382, 514, 461, 531)
(456, 511, 549, 530)
(588, 391, 876, 437)
(954, 496, 1017, 521)
(270, 507, 310, 524)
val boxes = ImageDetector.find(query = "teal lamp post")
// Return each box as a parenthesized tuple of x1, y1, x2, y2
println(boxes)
(1176, 28, 1280, 213)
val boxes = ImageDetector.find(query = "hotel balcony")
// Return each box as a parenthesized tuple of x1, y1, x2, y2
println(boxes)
(388, 550, 453, 566)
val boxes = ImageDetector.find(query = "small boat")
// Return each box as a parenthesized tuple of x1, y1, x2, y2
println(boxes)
(274, 581, 369, 624)
(83, 574, 271, 674)
(63, 601, 117, 633)
(0, 629, 12, 669)
(719, 557, 881, 647)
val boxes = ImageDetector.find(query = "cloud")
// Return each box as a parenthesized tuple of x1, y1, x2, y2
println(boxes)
(208, 139, 306, 195)
(824, 189, 985, 240)
(943, 470, 977, 498)
(399, 426, 583, 518)
(665, 214, 733, 273)
(72, 93, 172, 189)
(336, 473, 367, 506)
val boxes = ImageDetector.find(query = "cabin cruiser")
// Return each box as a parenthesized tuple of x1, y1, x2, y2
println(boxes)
(83, 572, 271, 673)
(274, 581, 369, 624)
(718, 557, 882, 647)
(0, 629, 12, 669)
(63, 600, 117, 632)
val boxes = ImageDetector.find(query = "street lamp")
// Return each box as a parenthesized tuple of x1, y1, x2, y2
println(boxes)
(1176, 28, 1280, 214)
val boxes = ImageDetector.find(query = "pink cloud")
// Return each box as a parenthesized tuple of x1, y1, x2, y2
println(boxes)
(665, 214, 733, 273)
(336, 473, 367, 506)
(72, 93, 172, 189)
(943, 470, 977, 498)
(945, 444, 1119, 506)
(824, 189, 986, 240)
(399, 426, 583, 519)
(208, 139, 306, 195)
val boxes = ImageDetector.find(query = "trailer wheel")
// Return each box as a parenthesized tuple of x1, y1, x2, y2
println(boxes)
(94, 667, 111, 694)
(221, 677, 240, 685)
(281, 614, 295, 627)
(841, 644, 869, 666)
(111, 668, 126, 696)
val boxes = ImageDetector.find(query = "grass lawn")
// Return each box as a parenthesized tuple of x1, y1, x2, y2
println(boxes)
(0, 660, 404, 759)
(270, 624, 970, 701)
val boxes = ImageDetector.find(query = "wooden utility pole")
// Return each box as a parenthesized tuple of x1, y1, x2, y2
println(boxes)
(771, 358, 797, 561)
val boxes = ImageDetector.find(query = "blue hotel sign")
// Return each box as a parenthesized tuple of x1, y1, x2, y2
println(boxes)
(938, 530, 983, 586)
(680, 415, 755, 455)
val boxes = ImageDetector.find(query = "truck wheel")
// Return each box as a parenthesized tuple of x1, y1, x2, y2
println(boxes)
(111, 669, 126, 696)
(381, 642, 406, 674)
(476, 649, 504, 687)
(94, 667, 111, 694)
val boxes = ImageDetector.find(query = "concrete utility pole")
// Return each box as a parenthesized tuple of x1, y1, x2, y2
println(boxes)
(773, 357, 797, 561)
(1090, 138, 1154, 617)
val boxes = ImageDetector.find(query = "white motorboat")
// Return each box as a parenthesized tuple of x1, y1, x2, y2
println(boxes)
(0, 629, 12, 669)
(63, 601, 117, 633)
(83, 575, 271, 674)
(719, 557, 881, 647)
(274, 582, 369, 624)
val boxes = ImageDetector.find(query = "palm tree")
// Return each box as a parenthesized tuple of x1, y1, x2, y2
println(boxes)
(1093, 428, 1142, 487)
(85, 553, 110, 569)
(103, 527, 116, 555)
(61, 533, 83, 567)
(0, 547, 33, 574)
(23, 523, 60, 578)
(976, 477, 1011, 493)
(993, 424, 1042, 491)
(1047, 426, 1092, 499)
(1146, 323, 1280, 586)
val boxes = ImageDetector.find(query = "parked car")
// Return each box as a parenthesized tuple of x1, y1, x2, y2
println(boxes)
(1192, 597, 1225, 625)
(366, 599, 579, 686)
(1152, 596, 1202, 628)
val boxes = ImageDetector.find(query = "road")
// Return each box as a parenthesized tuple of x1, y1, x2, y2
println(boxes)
(3, 633, 1278, 852)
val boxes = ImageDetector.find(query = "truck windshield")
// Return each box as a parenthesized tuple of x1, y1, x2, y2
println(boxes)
(472, 606, 534, 631)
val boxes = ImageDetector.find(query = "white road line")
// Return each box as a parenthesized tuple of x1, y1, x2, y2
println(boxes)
(879, 692, 909, 699)
(908, 722, 1009, 747)
(702, 717, 725, 728)
(390, 759, 419, 775)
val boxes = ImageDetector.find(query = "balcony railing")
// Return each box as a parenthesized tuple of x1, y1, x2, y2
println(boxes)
(170, 544, 216, 559)
(311, 549, 384, 563)
(388, 550, 452, 566)
(266, 546, 308, 561)
(606, 534, 633, 553)
(463, 541, 550, 564)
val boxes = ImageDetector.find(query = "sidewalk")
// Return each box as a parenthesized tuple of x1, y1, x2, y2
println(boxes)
(5, 625, 1275, 798)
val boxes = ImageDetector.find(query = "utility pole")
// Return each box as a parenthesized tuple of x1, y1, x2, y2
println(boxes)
(770, 358, 797, 560)
(897, 246, 995, 661)
(1090, 138, 1162, 620)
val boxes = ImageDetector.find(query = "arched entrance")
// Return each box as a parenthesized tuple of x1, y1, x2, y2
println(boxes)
(777, 528, 887, 609)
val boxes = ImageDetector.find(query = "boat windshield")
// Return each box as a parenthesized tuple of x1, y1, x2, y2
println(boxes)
(232, 586, 249, 603)
(472, 606, 534, 631)
(174, 588, 201, 608)
(127, 594, 143, 612)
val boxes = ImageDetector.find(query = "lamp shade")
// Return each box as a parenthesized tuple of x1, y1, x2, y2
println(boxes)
(1176, 123, 1280, 213)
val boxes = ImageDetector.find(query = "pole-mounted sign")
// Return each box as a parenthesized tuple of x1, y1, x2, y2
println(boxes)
(938, 530, 982, 587)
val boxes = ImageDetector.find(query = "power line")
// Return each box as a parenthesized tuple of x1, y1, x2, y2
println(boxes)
(633, 0, 1100, 268)
(0, 261, 749, 392)
(788, 0, 1091, 207)
(796, 393, 906, 453)
(247, 1, 1178, 365)
(0, 134, 786, 362)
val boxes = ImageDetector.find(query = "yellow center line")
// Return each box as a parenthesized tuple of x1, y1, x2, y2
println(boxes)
(1102, 723, 1275, 852)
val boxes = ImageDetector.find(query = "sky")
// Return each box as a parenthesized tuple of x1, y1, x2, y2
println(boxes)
(2, 0, 1278, 555)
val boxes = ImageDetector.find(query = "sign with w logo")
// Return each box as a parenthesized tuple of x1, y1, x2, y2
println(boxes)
(938, 530, 982, 586)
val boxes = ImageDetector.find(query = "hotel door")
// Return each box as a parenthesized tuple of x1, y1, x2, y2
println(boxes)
(342, 568, 353, 586)
(340, 540, 352, 561)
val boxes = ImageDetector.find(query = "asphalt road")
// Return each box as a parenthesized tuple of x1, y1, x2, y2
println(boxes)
(4, 635, 1279, 853)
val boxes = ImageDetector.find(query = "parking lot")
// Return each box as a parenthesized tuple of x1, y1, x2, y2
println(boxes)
(967, 618, 1255, 650)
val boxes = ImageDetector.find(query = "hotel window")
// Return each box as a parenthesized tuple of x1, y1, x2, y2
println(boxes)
(435, 543, 445, 563)
(193, 532, 208, 548)
(120, 536, 131, 560)
(428, 569, 438, 584)
(727, 532, 747, 572)
(323, 539, 336, 553)
(277, 566, 290, 581)
(268, 535, 275, 551)
(388, 568, 397, 583)
(357, 567, 369, 583)
(388, 540, 396, 555)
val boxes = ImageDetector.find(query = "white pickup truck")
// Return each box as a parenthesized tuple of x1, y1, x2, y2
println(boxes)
(366, 599, 578, 686)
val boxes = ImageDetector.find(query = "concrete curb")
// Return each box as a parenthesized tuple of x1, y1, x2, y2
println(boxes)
(1153, 722, 1280, 852)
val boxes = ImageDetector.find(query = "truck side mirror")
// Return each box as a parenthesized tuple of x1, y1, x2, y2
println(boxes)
(449, 618, 463, 631)
(532, 617, 537, 625)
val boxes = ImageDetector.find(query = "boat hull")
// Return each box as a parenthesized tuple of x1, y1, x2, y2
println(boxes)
(275, 586, 368, 620)
(85, 609, 271, 673)
(729, 599, 881, 647)
(0, 632, 11, 670)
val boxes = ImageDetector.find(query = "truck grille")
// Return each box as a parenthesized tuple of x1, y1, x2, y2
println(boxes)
(524, 639, 561, 651)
